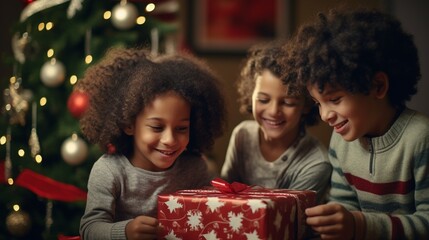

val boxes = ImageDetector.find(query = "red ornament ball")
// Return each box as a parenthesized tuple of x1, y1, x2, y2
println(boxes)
(107, 143, 116, 154)
(67, 91, 89, 118)
(21, 0, 35, 7)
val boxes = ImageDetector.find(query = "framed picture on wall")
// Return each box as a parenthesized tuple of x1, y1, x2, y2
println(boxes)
(188, 0, 292, 55)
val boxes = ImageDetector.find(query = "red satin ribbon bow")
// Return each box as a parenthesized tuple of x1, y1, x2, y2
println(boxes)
(15, 169, 87, 202)
(210, 178, 251, 194)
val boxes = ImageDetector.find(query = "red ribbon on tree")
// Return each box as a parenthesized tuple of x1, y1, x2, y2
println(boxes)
(210, 178, 251, 194)
(58, 234, 81, 240)
(15, 169, 87, 202)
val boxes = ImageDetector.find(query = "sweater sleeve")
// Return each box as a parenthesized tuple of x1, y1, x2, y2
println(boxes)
(277, 136, 332, 204)
(80, 158, 130, 240)
(328, 113, 429, 239)
(220, 124, 243, 183)
(361, 147, 429, 240)
(286, 161, 332, 204)
(328, 134, 361, 211)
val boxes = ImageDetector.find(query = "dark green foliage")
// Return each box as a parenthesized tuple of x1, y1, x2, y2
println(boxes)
(0, 1, 176, 239)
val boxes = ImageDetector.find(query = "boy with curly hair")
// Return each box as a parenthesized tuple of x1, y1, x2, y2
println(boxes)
(286, 8, 429, 239)
(78, 48, 226, 239)
(221, 40, 331, 204)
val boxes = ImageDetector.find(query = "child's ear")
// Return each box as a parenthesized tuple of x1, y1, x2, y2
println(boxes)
(123, 125, 134, 135)
(372, 71, 389, 99)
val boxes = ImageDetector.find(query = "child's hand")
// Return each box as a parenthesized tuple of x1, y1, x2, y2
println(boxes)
(305, 203, 355, 240)
(125, 215, 160, 240)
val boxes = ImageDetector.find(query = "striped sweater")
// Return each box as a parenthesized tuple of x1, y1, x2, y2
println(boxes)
(328, 108, 429, 239)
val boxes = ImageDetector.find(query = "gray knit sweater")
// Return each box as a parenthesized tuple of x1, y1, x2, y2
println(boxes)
(328, 108, 429, 239)
(80, 152, 211, 240)
(221, 120, 332, 204)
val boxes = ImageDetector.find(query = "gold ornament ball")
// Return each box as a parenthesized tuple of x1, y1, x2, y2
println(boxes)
(6, 211, 32, 237)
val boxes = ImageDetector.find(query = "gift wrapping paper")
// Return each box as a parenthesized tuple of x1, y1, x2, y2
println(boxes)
(157, 179, 315, 240)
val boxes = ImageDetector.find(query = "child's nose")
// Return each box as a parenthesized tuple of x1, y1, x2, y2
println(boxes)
(268, 102, 280, 115)
(161, 129, 176, 145)
(320, 105, 335, 123)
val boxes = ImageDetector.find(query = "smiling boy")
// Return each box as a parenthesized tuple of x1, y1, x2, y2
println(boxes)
(284, 8, 429, 239)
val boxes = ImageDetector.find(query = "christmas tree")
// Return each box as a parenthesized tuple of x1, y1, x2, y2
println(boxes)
(0, 0, 178, 239)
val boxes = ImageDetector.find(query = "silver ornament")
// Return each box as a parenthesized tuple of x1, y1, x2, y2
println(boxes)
(40, 58, 66, 87)
(61, 134, 88, 165)
(111, 2, 138, 30)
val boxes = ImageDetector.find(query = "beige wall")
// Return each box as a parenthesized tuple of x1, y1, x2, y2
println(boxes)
(180, 0, 383, 173)
(2, 0, 425, 174)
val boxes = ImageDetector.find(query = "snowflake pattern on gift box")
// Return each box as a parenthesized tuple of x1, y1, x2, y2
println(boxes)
(187, 210, 203, 230)
(158, 188, 316, 240)
(166, 196, 182, 213)
(203, 230, 219, 240)
(245, 230, 261, 240)
(247, 199, 266, 213)
(206, 197, 225, 212)
(228, 212, 243, 232)
(165, 229, 182, 240)
(274, 210, 282, 231)
(290, 204, 296, 221)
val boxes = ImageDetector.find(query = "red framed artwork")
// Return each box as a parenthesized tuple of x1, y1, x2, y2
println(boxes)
(189, 0, 291, 55)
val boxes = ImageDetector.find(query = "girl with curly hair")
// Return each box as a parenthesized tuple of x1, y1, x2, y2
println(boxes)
(78, 47, 226, 240)
(220, 40, 331, 204)
(288, 8, 429, 240)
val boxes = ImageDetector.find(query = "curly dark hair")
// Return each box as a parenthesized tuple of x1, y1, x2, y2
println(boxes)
(238, 40, 319, 126)
(287, 8, 421, 109)
(76, 47, 227, 157)
(153, 52, 227, 154)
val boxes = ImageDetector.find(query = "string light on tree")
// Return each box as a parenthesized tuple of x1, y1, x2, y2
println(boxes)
(1, 0, 180, 237)
(146, 0, 179, 22)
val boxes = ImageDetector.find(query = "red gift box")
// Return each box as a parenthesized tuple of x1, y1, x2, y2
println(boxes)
(157, 178, 316, 240)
